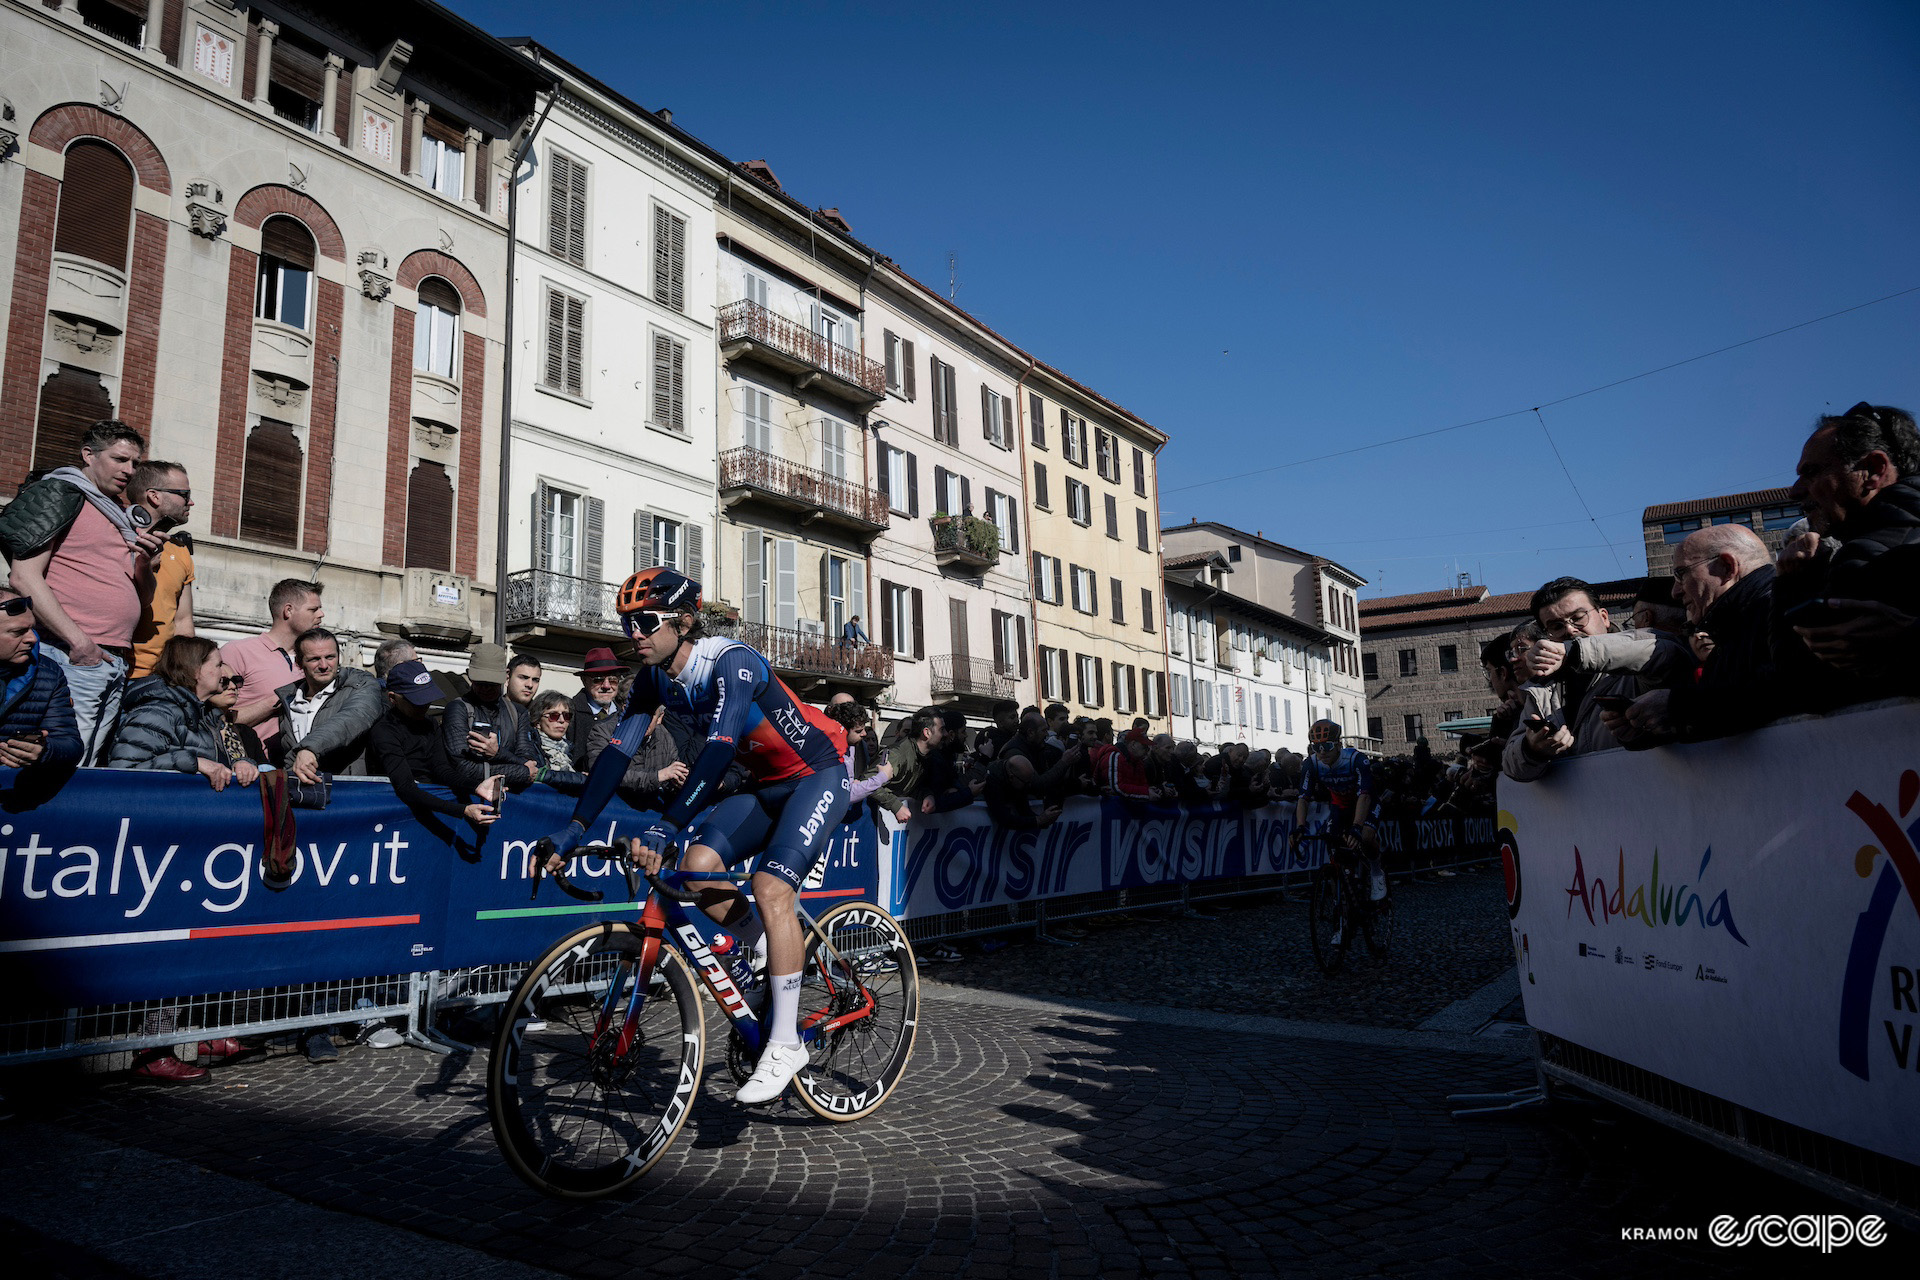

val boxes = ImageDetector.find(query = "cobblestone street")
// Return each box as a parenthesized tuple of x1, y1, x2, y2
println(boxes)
(2, 867, 1889, 1278)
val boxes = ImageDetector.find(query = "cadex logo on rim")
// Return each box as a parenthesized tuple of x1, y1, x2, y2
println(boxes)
(1836, 767, 1920, 1081)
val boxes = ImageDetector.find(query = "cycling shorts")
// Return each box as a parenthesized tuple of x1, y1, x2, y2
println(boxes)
(686, 764, 851, 891)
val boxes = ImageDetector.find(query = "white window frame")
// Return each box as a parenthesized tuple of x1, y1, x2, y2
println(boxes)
(414, 298, 459, 379)
(1066, 478, 1091, 525)
(652, 516, 683, 572)
(255, 257, 312, 330)
(885, 446, 912, 517)
(820, 417, 851, 480)
(540, 283, 587, 399)
(649, 328, 687, 435)
(742, 385, 775, 454)
(887, 582, 914, 658)
(1034, 553, 1061, 605)
(1070, 566, 1097, 615)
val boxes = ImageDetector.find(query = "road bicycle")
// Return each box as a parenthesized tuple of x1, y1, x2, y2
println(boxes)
(486, 845, 919, 1199)
(1306, 835, 1394, 976)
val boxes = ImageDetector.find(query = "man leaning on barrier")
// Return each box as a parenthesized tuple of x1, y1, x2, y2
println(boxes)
(0, 588, 83, 787)
(276, 627, 383, 788)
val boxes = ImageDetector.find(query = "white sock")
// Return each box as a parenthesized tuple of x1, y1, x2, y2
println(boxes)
(732, 916, 766, 963)
(767, 972, 803, 1048)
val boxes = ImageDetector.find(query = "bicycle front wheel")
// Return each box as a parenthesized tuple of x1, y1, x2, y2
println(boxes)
(488, 921, 705, 1199)
(791, 901, 919, 1122)
(1307, 866, 1350, 976)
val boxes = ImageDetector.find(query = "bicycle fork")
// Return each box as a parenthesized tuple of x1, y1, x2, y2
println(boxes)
(590, 898, 671, 1064)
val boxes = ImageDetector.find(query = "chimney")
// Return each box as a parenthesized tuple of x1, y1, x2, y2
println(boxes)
(656, 108, 672, 124)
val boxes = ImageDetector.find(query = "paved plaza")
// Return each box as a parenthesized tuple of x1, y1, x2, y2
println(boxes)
(0, 875, 1893, 1277)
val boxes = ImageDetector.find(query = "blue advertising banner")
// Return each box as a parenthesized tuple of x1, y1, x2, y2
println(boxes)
(0, 768, 881, 1006)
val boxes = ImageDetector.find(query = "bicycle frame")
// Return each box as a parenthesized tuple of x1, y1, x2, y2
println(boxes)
(581, 866, 877, 1062)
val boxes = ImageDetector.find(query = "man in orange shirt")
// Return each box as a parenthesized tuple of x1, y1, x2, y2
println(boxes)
(128, 461, 195, 679)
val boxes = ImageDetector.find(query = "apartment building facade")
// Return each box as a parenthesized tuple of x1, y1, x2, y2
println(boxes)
(708, 163, 892, 701)
(863, 266, 1034, 720)
(1159, 522, 1372, 749)
(496, 44, 722, 670)
(1163, 550, 1330, 753)
(1641, 486, 1800, 576)
(1025, 373, 1169, 727)
(0, 0, 547, 658)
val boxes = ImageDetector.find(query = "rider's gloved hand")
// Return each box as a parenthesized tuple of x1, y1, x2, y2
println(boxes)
(630, 818, 679, 865)
(538, 820, 587, 872)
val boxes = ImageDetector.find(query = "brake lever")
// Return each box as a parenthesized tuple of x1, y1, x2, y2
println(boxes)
(529, 838, 605, 903)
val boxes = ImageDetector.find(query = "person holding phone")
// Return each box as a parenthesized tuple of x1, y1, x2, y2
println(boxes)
(0, 589, 84, 781)
(127, 460, 196, 680)
(367, 659, 502, 830)
(439, 643, 537, 794)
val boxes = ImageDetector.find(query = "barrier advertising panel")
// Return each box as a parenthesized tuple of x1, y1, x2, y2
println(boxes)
(0, 769, 878, 1006)
(1500, 700, 1920, 1168)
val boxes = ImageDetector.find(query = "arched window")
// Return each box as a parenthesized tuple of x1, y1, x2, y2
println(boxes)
(240, 419, 304, 548)
(32, 365, 115, 472)
(52, 140, 135, 271)
(405, 461, 453, 570)
(413, 276, 461, 378)
(255, 216, 315, 329)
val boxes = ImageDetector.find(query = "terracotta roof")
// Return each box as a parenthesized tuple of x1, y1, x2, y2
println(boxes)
(1162, 551, 1219, 571)
(1643, 487, 1793, 523)
(1360, 586, 1490, 616)
(1360, 579, 1638, 632)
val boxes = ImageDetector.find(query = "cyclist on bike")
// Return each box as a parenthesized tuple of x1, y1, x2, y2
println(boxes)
(1289, 720, 1386, 935)
(535, 568, 849, 1106)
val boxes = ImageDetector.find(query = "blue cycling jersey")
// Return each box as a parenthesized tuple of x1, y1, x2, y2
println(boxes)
(1300, 747, 1374, 817)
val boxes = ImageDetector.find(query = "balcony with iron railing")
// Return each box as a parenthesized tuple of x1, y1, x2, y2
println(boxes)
(711, 618, 893, 690)
(719, 446, 889, 535)
(929, 514, 1001, 571)
(718, 299, 886, 405)
(931, 654, 1017, 702)
(502, 569, 621, 640)
(1351, 735, 1385, 757)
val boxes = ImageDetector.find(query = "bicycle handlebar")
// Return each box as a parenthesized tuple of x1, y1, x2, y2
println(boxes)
(533, 839, 752, 906)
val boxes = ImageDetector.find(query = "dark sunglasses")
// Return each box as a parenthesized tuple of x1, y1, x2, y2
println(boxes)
(0, 598, 31, 617)
(624, 610, 669, 638)
(542, 710, 573, 722)
(150, 487, 193, 501)
(215, 675, 238, 690)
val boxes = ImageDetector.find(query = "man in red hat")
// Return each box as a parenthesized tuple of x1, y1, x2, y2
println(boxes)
(569, 646, 625, 758)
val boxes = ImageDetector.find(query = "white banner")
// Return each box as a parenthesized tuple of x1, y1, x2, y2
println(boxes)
(1502, 700, 1920, 1167)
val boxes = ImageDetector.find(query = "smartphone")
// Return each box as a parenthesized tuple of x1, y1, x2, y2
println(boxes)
(1783, 598, 1851, 628)
(8, 728, 46, 745)
(1593, 695, 1634, 713)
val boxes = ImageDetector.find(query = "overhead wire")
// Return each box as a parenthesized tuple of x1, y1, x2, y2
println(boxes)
(1532, 407, 1625, 574)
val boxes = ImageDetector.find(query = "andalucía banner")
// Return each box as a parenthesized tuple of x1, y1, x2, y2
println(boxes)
(1501, 698, 1920, 1168)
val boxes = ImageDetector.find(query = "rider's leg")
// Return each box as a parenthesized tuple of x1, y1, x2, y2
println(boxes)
(683, 795, 773, 928)
(751, 870, 803, 1046)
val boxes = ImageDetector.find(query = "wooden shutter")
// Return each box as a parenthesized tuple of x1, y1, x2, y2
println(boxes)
(876, 444, 892, 508)
(1016, 617, 1029, 678)
(1094, 660, 1104, 708)
(239, 420, 304, 548)
(1137, 508, 1150, 550)
(1033, 462, 1048, 509)
(928, 357, 944, 441)
(960, 476, 971, 515)
(1126, 666, 1138, 714)
(981, 383, 994, 442)
(653, 206, 685, 311)
(543, 289, 565, 389)
(950, 598, 969, 665)
(991, 609, 1006, 670)
(1110, 577, 1124, 623)
(1105, 494, 1118, 539)
(1029, 393, 1044, 446)
(53, 141, 135, 270)
(418, 276, 462, 312)
(652, 333, 680, 428)
(775, 538, 798, 630)
(1141, 588, 1154, 631)
(404, 462, 453, 569)
(932, 465, 949, 513)
(910, 587, 925, 659)
(1053, 558, 1064, 606)
(903, 340, 917, 400)
(879, 580, 897, 651)
(905, 451, 919, 517)
(548, 151, 584, 265)
(30, 365, 115, 473)
(270, 35, 325, 102)
(422, 111, 466, 147)
(534, 483, 552, 571)
(743, 533, 765, 624)
(1078, 421, 1089, 465)
(582, 496, 604, 584)
(1133, 447, 1147, 496)
(883, 330, 898, 388)
(562, 295, 585, 395)
(688, 520, 705, 581)
(333, 59, 353, 140)
(260, 215, 315, 269)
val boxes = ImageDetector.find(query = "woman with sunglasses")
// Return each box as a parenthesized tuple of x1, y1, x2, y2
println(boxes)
(535, 567, 849, 1108)
(108, 635, 261, 791)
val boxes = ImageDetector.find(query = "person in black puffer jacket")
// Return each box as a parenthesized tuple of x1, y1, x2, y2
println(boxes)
(108, 635, 260, 791)
(1774, 402, 1920, 700)
(0, 589, 83, 786)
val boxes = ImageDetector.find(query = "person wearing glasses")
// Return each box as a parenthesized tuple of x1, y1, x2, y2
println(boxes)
(127, 461, 196, 680)
(0, 588, 84, 782)
(568, 646, 626, 758)
(108, 635, 262, 791)
(536, 568, 849, 1107)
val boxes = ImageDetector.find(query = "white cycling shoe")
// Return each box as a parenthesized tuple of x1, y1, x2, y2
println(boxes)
(1370, 870, 1389, 901)
(737, 1041, 810, 1106)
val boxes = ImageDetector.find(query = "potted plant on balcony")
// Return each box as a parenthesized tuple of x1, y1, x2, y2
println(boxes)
(964, 515, 1001, 558)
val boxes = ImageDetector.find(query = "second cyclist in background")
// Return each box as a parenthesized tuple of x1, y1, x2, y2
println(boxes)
(1290, 719, 1386, 907)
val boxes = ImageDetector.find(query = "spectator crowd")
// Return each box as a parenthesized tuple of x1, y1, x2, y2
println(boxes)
(1, 404, 1916, 1074)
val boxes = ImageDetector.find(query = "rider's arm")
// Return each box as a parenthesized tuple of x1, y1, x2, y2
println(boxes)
(656, 658, 759, 830)
(563, 679, 661, 833)
(1352, 754, 1375, 823)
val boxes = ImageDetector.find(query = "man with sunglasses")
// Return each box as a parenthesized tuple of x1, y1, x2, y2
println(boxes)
(0, 589, 84, 781)
(536, 568, 849, 1107)
(128, 461, 196, 680)
(568, 647, 625, 759)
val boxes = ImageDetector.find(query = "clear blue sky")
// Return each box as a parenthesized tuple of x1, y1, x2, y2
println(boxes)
(449, 0, 1920, 598)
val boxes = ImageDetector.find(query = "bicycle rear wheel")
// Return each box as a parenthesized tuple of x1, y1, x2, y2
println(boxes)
(791, 901, 919, 1122)
(488, 921, 704, 1199)
(1307, 866, 1351, 976)
(1364, 892, 1394, 958)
